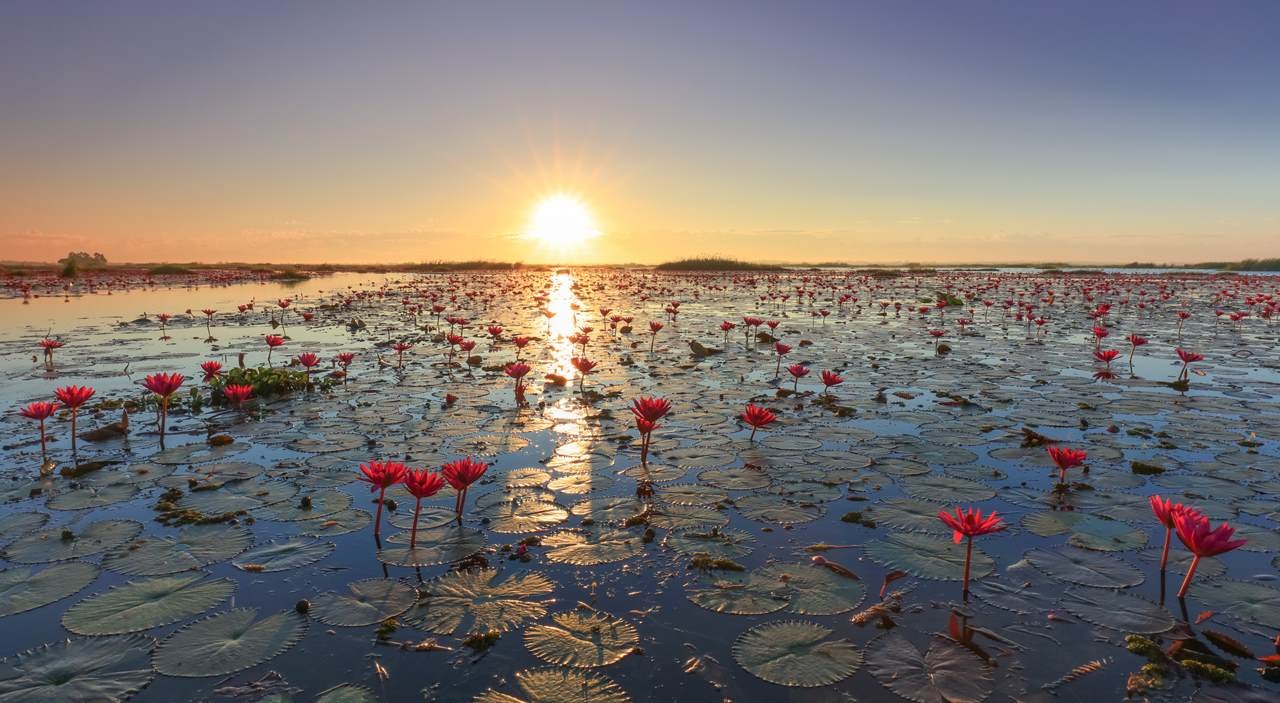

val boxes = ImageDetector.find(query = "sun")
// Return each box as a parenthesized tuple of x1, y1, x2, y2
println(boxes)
(524, 193, 600, 249)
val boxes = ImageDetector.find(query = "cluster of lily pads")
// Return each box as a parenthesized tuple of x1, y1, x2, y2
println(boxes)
(2, 267, 1278, 701)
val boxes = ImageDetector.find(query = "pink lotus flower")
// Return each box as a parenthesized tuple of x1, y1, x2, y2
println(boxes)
(200, 360, 223, 382)
(357, 460, 407, 536)
(938, 506, 1005, 596)
(403, 469, 445, 548)
(54, 385, 95, 454)
(820, 370, 843, 393)
(19, 400, 59, 463)
(740, 403, 777, 441)
(630, 396, 672, 465)
(442, 456, 488, 519)
(142, 373, 185, 447)
(222, 384, 253, 407)
(1046, 446, 1087, 486)
(1173, 510, 1246, 599)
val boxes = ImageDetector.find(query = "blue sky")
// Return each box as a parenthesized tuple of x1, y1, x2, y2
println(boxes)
(2, 1, 1277, 263)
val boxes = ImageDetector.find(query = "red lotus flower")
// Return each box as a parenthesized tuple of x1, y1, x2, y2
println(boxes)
(1149, 494, 1196, 572)
(629, 395, 671, 464)
(740, 403, 777, 441)
(222, 384, 253, 407)
(938, 506, 1006, 596)
(265, 334, 285, 364)
(403, 469, 446, 548)
(200, 360, 223, 382)
(487, 325, 503, 339)
(505, 362, 532, 401)
(39, 338, 64, 367)
(630, 396, 672, 423)
(442, 456, 489, 519)
(143, 373, 184, 448)
(20, 400, 59, 462)
(786, 363, 809, 392)
(54, 385, 95, 454)
(1173, 510, 1246, 598)
(1046, 446, 1086, 486)
(143, 373, 185, 399)
(335, 352, 356, 367)
(357, 459, 408, 536)
(1093, 349, 1120, 368)
(820, 370, 843, 393)
(1175, 347, 1203, 383)
(1128, 333, 1149, 348)
(297, 352, 320, 369)
(391, 342, 413, 368)
(54, 385, 95, 409)
(773, 342, 792, 376)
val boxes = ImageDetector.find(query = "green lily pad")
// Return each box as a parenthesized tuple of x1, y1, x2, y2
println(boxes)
(101, 523, 251, 576)
(865, 632, 993, 703)
(542, 529, 644, 565)
(311, 578, 417, 627)
(0, 562, 99, 618)
(153, 608, 306, 677)
(4, 520, 142, 564)
(472, 668, 630, 703)
(233, 538, 334, 573)
(62, 573, 234, 635)
(406, 568, 553, 635)
(524, 610, 638, 668)
(864, 533, 995, 582)
(1024, 547, 1144, 588)
(0, 635, 155, 702)
(732, 620, 861, 687)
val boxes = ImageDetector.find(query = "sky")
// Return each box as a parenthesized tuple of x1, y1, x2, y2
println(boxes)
(2, 0, 1278, 265)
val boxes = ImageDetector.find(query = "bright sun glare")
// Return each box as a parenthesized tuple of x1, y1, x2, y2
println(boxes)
(525, 194, 600, 249)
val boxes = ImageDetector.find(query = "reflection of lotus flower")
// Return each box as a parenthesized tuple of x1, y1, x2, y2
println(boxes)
(403, 469, 445, 548)
(357, 460, 408, 536)
(740, 403, 777, 441)
(938, 506, 1004, 596)
(442, 456, 488, 520)
(20, 400, 59, 463)
(1173, 510, 1246, 599)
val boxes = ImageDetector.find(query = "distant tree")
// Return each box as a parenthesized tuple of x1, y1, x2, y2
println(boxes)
(57, 251, 108, 270)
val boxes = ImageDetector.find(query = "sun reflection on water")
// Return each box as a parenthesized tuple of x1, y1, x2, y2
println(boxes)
(545, 270, 580, 380)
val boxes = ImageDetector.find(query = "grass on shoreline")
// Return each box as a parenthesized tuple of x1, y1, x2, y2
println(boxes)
(653, 257, 784, 271)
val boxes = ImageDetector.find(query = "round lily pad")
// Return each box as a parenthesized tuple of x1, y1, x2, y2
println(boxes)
(542, 529, 644, 565)
(732, 620, 861, 687)
(0, 634, 155, 702)
(232, 538, 335, 573)
(1024, 548, 1144, 588)
(4, 520, 142, 564)
(472, 668, 630, 703)
(62, 573, 235, 635)
(153, 608, 307, 677)
(864, 533, 995, 582)
(0, 562, 99, 618)
(101, 523, 251, 576)
(406, 568, 553, 635)
(310, 578, 417, 627)
(378, 525, 485, 567)
(524, 609, 638, 668)
(866, 632, 993, 703)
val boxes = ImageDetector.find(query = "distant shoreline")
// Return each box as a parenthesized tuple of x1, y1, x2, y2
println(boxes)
(3, 257, 1279, 274)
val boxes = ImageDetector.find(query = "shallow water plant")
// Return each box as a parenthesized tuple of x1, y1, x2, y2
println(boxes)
(937, 505, 1005, 597)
